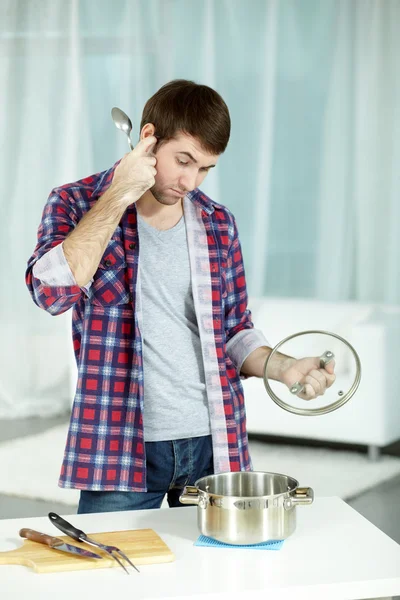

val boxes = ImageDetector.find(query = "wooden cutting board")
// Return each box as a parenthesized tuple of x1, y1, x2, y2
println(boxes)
(0, 529, 175, 573)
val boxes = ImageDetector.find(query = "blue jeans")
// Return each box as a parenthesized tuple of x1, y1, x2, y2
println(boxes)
(77, 434, 214, 514)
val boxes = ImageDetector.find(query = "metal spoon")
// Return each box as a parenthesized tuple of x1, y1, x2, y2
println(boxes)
(111, 107, 134, 151)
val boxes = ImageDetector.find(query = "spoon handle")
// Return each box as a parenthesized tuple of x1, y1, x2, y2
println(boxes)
(126, 135, 134, 151)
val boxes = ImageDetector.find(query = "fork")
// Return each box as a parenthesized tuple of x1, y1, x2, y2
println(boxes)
(48, 512, 139, 574)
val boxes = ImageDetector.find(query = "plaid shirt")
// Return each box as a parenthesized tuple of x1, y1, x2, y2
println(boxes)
(26, 163, 268, 492)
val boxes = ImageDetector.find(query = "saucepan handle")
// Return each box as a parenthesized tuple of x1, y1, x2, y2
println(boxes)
(179, 486, 200, 505)
(291, 487, 314, 506)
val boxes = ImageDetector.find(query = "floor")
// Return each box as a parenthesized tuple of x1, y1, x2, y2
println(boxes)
(0, 415, 399, 599)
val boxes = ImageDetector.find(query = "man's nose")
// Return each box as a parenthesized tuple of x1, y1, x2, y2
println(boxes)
(179, 172, 198, 192)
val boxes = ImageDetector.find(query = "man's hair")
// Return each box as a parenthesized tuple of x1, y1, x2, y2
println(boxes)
(140, 79, 231, 155)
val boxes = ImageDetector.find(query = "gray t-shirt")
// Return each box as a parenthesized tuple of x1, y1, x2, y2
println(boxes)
(137, 214, 211, 441)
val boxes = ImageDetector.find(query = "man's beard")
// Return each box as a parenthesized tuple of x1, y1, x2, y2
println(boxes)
(150, 184, 183, 205)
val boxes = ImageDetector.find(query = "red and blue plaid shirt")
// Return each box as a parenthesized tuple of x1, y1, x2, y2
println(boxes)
(26, 162, 268, 492)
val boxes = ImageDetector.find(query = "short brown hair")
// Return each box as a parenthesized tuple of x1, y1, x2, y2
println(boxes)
(140, 79, 231, 155)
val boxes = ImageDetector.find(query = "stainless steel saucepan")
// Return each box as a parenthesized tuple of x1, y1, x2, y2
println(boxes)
(180, 471, 313, 545)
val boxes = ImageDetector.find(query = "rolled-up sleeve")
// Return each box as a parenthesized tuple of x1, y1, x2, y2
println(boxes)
(226, 327, 270, 372)
(33, 242, 76, 286)
(33, 242, 93, 290)
(26, 190, 88, 315)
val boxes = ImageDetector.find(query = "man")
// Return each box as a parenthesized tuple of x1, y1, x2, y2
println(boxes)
(26, 79, 335, 514)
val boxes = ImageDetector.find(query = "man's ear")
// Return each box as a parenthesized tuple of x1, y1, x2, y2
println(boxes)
(140, 123, 156, 141)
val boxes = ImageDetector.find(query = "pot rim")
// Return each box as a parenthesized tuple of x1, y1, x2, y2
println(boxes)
(193, 470, 301, 500)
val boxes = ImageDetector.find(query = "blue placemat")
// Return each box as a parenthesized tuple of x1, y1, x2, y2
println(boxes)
(194, 535, 284, 550)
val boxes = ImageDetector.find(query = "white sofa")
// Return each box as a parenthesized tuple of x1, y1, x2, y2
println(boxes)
(243, 297, 400, 459)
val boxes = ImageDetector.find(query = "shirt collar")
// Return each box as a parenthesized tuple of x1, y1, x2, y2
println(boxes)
(91, 160, 121, 199)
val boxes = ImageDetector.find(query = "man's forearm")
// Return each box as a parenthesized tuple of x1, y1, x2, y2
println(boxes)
(63, 184, 133, 287)
(240, 346, 294, 381)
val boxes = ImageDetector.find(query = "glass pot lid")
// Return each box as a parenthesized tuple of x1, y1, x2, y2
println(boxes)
(263, 330, 362, 416)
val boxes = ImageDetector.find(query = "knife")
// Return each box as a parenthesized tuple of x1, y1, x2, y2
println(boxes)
(19, 528, 103, 559)
(48, 512, 139, 573)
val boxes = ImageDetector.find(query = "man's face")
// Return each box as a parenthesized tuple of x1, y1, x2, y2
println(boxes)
(149, 132, 220, 206)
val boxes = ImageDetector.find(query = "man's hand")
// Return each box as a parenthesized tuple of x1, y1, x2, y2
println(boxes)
(240, 347, 336, 401)
(111, 135, 158, 205)
(63, 135, 158, 287)
(279, 356, 336, 400)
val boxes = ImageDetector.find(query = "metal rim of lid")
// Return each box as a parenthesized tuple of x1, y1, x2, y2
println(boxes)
(262, 330, 362, 416)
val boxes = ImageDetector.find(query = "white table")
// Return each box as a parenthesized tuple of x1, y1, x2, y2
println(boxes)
(1, 497, 400, 600)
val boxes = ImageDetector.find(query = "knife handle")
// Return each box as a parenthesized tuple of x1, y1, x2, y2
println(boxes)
(48, 512, 87, 542)
(19, 528, 63, 548)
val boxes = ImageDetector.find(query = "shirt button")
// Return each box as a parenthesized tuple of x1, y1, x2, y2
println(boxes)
(104, 259, 112, 267)
(129, 243, 135, 249)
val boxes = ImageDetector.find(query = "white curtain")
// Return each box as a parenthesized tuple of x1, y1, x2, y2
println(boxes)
(316, 0, 400, 302)
(0, 0, 399, 418)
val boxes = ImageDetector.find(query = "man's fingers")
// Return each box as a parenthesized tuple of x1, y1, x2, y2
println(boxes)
(324, 359, 335, 374)
(298, 383, 316, 401)
(135, 136, 158, 155)
(144, 137, 157, 154)
(298, 370, 336, 401)
(143, 156, 157, 166)
(321, 368, 336, 388)
(309, 370, 328, 394)
(304, 374, 322, 396)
